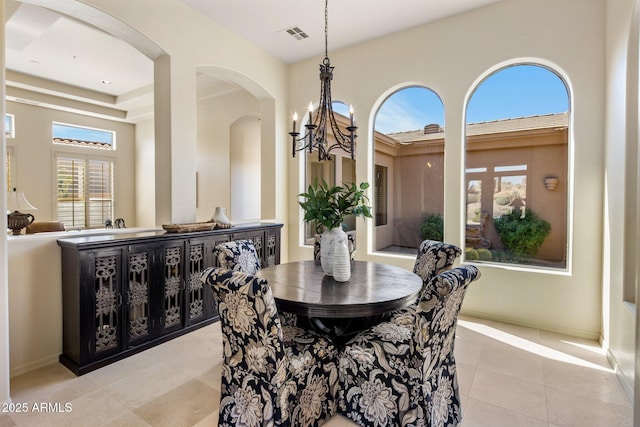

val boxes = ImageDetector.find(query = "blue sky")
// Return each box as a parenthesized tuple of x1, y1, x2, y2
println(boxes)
(374, 64, 569, 135)
(53, 123, 114, 144)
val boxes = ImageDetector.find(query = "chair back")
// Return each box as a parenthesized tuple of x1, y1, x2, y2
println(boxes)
(414, 265, 480, 375)
(413, 240, 462, 284)
(214, 239, 261, 274)
(202, 268, 286, 384)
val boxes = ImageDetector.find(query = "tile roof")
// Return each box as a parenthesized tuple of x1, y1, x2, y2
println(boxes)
(386, 113, 568, 143)
(53, 138, 113, 149)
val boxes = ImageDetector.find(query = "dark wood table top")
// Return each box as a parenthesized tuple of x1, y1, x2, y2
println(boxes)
(256, 260, 423, 318)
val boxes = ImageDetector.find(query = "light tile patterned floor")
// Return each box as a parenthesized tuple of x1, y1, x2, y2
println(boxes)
(0, 316, 632, 426)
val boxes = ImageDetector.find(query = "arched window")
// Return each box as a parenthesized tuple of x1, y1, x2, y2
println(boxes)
(373, 86, 445, 254)
(465, 64, 570, 269)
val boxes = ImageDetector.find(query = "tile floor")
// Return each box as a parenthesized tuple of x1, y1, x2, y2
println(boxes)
(0, 315, 632, 427)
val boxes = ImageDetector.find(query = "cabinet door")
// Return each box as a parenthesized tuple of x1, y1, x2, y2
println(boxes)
(89, 249, 123, 361)
(125, 245, 154, 347)
(264, 228, 281, 267)
(186, 238, 207, 325)
(159, 242, 185, 334)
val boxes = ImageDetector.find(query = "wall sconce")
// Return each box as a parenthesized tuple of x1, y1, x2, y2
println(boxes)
(7, 188, 38, 235)
(544, 176, 559, 191)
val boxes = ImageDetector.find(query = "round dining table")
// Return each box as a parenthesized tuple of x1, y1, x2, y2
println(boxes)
(256, 259, 423, 319)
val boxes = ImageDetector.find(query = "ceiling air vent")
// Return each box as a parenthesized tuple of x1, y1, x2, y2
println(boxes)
(283, 26, 309, 40)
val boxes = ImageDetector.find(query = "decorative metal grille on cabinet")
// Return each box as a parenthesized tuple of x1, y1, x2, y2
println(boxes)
(95, 255, 118, 352)
(164, 247, 182, 327)
(128, 253, 150, 340)
(188, 244, 204, 319)
(267, 234, 277, 266)
(253, 236, 264, 266)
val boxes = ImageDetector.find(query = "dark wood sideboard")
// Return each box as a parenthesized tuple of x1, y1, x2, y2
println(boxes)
(57, 222, 283, 375)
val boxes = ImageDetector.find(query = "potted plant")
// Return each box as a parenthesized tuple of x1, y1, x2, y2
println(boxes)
(299, 179, 372, 274)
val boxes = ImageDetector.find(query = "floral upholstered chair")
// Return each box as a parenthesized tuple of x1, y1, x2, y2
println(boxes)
(214, 239, 262, 275)
(213, 240, 298, 325)
(338, 265, 480, 427)
(202, 267, 339, 426)
(413, 240, 462, 283)
(387, 240, 462, 327)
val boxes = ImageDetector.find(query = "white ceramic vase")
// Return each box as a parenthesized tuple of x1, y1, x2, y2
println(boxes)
(212, 207, 229, 224)
(332, 235, 351, 282)
(320, 227, 346, 275)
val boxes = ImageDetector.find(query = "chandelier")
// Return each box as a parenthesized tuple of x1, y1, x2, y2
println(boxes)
(289, 0, 357, 161)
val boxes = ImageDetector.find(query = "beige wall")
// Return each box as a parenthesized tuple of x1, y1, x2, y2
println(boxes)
(605, 0, 637, 401)
(0, 0, 8, 404)
(195, 89, 261, 222)
(0, 0, 637, 410)
(6, 101, 136, 226)
(289, 0, 605, 342)
(0, 0, 291, 396)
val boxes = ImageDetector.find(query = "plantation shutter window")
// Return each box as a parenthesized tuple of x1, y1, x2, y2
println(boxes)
(57, 157, 86, 228)
(88, 159, 114, 228)
(56, 156, 114, 229)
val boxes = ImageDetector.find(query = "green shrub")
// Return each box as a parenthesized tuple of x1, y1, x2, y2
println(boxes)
(465, 248, 479, 260)
(476, 248, 493, 261)
(493, 208, 551, 261)
(490, 250, 509, 262)
(420, 213, 444, 242)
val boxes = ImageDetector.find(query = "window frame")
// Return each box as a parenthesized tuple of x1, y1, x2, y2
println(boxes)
(54, 152, 116, 230)
(463, 62, 572, 273)
(52, 121, 116, 151)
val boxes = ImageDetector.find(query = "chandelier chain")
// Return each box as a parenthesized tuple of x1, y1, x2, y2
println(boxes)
(324, 0, 329, 59)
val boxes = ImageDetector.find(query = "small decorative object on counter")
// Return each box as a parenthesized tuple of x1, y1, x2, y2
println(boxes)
(332, 234, 351, 282)
(105, 219, 113, 229)
(114, 218, 126, 228)
(162, 221, 233, 233)
(212, 207, 230, 224)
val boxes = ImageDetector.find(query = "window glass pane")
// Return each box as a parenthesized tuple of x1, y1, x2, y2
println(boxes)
(375, 165, 388, 226)
(374, 86, 445, 253)
(467, 180, 482, 225)
(52, 122, 115, 150)
(5, 114, 14, 138)
(493, 174, 526, 219)
(465, 64, 569, 269)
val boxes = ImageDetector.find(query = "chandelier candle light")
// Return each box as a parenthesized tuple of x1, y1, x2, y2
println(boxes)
(289, 0, 357, 161)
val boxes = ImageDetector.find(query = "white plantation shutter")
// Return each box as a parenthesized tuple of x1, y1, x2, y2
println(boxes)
(56, 156, 114, 228)
(6, 147, 12, 192)
(88, 159, 114, 228)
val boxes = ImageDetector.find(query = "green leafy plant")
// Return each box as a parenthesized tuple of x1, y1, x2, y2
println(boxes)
(420, 213, 444, 242)
(298, 179, 372, 234)
(493, 208, 551, 262)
